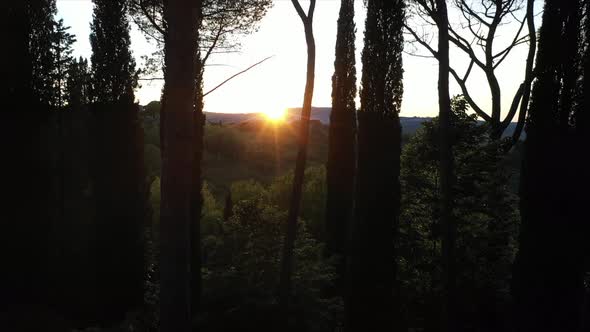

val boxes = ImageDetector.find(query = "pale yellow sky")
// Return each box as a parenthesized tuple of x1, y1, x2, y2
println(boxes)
(56, 0, 538, 118)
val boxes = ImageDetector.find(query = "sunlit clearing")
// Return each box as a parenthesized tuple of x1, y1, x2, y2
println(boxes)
(264, 108, 287, 122)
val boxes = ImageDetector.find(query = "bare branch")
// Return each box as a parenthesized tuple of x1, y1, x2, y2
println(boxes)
(290, 0, 308, 22)
(404, 22, 439, 58)
(456, 0, 491, 27)
(138, 0, 165, 36)
(449, 67, 492, 122)
(201, 22, 224, 67)
(203, 55, 274, 97)
(500, 83, 524, 131)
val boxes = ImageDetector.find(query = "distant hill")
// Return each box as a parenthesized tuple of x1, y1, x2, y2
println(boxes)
(142, 102, 523, 139)
(203, 107, 430, 136)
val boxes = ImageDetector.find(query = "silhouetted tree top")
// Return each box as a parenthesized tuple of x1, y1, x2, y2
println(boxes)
(30, 0, 58, 108)
(90, 0, 137, 103)
(360, 0, 404, 116)
(129, 0, 272, 73)
(51, 19, 76, 109)
(405, 0, 537, 143)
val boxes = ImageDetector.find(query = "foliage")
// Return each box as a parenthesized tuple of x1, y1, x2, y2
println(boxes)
(348, 0, 405, 329)
(66, 57, 91, 109)
(50, 18, 76, 108)
(128, 0, 272, 75)
(30, 0, 58, 108)
(200, 197, 341, 331)
(90, 0, 137, 103)
(398, 96, 519, 329)
(325, 0, 357, 266)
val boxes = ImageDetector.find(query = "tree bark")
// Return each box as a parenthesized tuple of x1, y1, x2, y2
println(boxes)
(435, 0, 456, 331)
(278, 0, 316, 319)
(160, 0, 201, 331)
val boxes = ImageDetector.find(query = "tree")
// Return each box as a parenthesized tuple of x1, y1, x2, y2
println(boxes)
(1, 0, 55, 317)
(346, 0, 405, 330)
(325, 0, 357, 293)
(51, 19, 76, 109)
(405, 0, 537, 144)
(433, 1, 456, 331)
(278, 0, 317, 321)
(30, 0, 58, 108)
(159, 0, 201, 331)
(90, 0, 137, 103)
(512, 0, 589, 331)
(89, 0, 145, 324)
(129, 0, 272, 98)
(129, 0, 271, 72)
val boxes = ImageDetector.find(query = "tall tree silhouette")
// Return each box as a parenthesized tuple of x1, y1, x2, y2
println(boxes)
(51, 19, 75, 109)
(1, 0, 55, 317)
(512, 0, 589, 331)
(347, 0, 404, 330)
(325, 0, 356, 294)
(278, 0, 316, 319)
(89, 0, 145, 324)
(89, 0, 136, 104)
(433, 0, 456, 331)
(159, 0, 201, 331)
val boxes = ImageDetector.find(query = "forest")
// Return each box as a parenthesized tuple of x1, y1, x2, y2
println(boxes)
(2, 0, 589, 331)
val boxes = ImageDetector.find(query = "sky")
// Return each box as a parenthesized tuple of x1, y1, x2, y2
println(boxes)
(56, 0, 538, 118)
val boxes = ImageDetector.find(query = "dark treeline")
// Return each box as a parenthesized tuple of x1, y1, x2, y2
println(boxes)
(2, 0, 590, 332)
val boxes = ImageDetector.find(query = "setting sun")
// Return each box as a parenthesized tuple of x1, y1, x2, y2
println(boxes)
(263, 108, 287, 122)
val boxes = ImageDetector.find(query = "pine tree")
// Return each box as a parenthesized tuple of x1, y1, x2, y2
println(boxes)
(278, 0, 317, 321)
(433, 0, 456, 331)
(325, 0, 356, 293)
(159, 0, 202, 330)
(347, 0, 404, 330)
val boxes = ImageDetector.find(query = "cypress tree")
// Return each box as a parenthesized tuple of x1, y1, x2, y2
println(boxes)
(347, 0, 404, 330)
(89, 0, 145, 324)
(89, 0, 136, 104)
(512, 1, 588, 331)
(325, 0, 356, 293)
(1, 0, 55, 316)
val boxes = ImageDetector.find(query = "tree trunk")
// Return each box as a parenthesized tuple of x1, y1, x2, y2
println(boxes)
(435, 0, 456, 331)
(278, 0, 316, 319)
(191, 35, 205, 315)
(160, 0, 201, 331)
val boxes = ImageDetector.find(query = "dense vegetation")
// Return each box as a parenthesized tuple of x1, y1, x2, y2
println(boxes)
(3, 0, 589, 331)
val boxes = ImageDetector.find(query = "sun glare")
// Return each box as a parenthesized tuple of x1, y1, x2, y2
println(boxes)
(264, 108, 287, 122)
